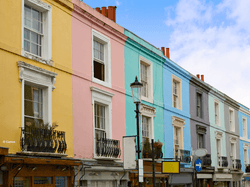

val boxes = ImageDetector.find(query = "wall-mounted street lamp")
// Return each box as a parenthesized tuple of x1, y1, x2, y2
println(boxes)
(130, 76, 143, 187)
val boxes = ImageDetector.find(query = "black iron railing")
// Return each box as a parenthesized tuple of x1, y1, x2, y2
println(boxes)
(141, 142, 163, 159)
(202, 154, 212, 166)
(95, 138, 121, 158)
(175, 149, 191, 163)
(245, 164, 250, 173)
(231, 159, 241, 170)
(20, 126, 67, 154)
(218, 156, 228, 167)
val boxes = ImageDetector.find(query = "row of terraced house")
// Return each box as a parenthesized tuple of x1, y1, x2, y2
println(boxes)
(0, 0, 250, 187)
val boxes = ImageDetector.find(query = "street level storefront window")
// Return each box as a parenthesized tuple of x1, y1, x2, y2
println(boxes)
(13, 177, 29, 187)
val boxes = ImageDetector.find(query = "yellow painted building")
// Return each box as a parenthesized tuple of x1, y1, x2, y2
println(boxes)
(0, 0, 80, 186)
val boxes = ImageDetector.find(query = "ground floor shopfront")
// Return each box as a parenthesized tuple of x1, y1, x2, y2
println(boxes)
(74, 159, 129, 187)
(0, 147, 81, 187)
(212, 170, 243, 187)
(129, 160, 168, 187)
(167, 168, 193, 187)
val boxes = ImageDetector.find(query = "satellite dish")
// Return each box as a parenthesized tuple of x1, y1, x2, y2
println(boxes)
(194, 149, 207, 157)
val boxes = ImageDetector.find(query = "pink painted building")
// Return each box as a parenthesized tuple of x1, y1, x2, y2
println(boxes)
(71, 0, 128, 185)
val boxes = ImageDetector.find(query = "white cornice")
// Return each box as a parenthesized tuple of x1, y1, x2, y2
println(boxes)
(90, 86, 114, 97)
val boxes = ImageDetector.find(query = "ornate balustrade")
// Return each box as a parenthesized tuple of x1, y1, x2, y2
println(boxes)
(231, 159, 241, 170)
(202, 154, 212, 167)
(218, 156, 228, 168)
(20, 126, 67, 154)
(245, 164, 250, 173)
(95, 138, 121, 158)
(175, 149, 191, 163)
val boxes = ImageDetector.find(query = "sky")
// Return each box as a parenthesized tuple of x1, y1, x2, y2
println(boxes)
(82, 0, 250, 108)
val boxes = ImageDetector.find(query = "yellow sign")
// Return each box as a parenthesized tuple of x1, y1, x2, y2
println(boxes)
(162, 161, 180, 174)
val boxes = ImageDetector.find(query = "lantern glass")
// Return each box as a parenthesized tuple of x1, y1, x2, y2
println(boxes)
(130, 76, 143, 103)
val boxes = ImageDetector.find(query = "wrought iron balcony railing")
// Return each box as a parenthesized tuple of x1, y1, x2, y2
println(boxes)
(95, 138, 121, 158)
(175, 149, 191, 163)
(20, 126, 67, 154)
(217, 156, 228, 168)
(245, 164, 250, 173)
(231, 159, 241, 170)
(202, 154, 212, 167)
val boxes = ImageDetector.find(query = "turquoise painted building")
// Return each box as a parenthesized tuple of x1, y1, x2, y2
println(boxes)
(163, 56, 193, 186)
(239, 104, 250, 187)
(124, 29, 165, 159)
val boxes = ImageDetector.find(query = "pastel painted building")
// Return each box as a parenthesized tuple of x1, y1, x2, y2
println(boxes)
(124, 29, 165, 185)
(209, 88, 243, 186)
(163, 53, 193, 186)
(239, 104, 250, 187)
(189, 74, 213, 186)
(71, 0, 128, 186)
(0, 0, 80, 186)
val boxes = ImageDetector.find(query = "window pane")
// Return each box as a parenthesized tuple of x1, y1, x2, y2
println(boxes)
(24, 29, 30, 40)
(55, 176, 68, 187)
(34, 177, 51, 184)
(94, 61, 105, 81)
(13, 177, 29, 187)
(24, 40, 30, 52)
(31, 43, 38, 55)
(32, 8, 40, 21)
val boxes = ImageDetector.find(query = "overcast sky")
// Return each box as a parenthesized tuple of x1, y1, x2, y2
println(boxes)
(82, 0, 250, 108)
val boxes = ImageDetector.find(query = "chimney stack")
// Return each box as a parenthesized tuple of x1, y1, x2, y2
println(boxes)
(201, 75, 204, 81)
(95, 6, 117, 22)
(166, 48, 170, 59)
(196, 74, 200, 79)
(161, 47, 165, 56)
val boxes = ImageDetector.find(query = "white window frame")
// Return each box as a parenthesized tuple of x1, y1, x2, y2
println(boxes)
(214, 100, 220, 126)
(243, 116, 248, 139)
(196, 92, 202, 118)
(139, 56, 153, 103)
(215, 131, 223, 156)
(244, 143, 249, 167)
(21, 0, 52, 65)
(140, 104, 155, 143)
(92, 29, 111, 88)
(17, 61, 57, 128)
(91, 86, 114, 158)
(172, 75, 182, 110)
(229, 107, 235, 132)
(172, 116, 185, 152)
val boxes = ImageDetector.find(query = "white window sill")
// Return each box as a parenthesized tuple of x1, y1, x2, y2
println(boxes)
(92, 77, 111, 88)
(21, 49, 53, 66)
(142, 96, 153, 104)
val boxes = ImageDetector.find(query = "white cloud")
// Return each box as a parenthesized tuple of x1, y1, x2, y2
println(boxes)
(165, 0, 250, 108)
(115, 1, 121, 6)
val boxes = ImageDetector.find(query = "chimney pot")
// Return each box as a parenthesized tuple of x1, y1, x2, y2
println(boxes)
(161, 47, 165, 56)
(101, 7, 107, 17)
(108, 6, 116, 22)
(196, 74, 200, 79)
(95, 7, 101, 13)
(201, 75, 204, 81)
(166, 48, 170, 59)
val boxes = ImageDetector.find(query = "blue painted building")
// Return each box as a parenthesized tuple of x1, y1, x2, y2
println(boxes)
(239, 104, 250, 187)
(163, 52, 193, 186)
